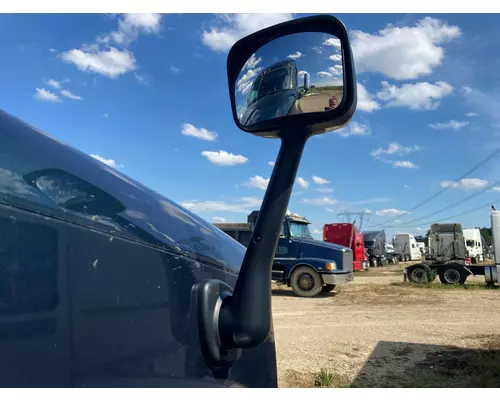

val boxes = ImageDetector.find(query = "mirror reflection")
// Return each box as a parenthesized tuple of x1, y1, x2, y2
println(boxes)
(236, 32, 344, 127)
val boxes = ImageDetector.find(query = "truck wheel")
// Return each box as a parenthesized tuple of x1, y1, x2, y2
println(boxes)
(438, 264, 467, 285)
(369, 258, 377, 267)
(290, 266, 323, 297)
(321, 284, 336, 293)
(406, 264, 431, 284)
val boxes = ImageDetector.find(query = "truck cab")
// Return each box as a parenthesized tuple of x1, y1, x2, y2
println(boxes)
(323, 223, 368, 271)
(362, 230, 388, 267)
(216, 211, 353, 297)
(463, 228, 484, 264)
(240, 60, 307, 126)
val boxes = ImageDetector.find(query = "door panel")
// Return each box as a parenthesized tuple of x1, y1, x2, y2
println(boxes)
(0, 205, 72, 387)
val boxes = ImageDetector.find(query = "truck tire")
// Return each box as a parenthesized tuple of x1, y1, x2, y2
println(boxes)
(290, 266, 323, 297)
(321, 284, 336, 293)
(369, 258, 377, 267)
(406, 264, 432, 284)
(438, 264, 467, 285)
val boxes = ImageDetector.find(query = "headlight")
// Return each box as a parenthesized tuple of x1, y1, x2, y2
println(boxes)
(325, 262, 337, 271)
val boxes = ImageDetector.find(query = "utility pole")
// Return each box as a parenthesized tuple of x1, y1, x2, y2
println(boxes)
(337, 211, 372, 231)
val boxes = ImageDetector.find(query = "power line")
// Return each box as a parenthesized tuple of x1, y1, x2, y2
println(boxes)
(379, 198, 500, 230)
(386, 178, 500, 228)
(379, 146, 500, 227)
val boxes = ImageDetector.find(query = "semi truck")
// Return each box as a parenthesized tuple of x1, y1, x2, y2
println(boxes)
(393, 233, 422, 261)
(362, 230, 389, 267)
(323, 222, 368, 271)
(463, 228, 484, 264)
(405, 212, 500, 286)
(215, 211, 354, 297)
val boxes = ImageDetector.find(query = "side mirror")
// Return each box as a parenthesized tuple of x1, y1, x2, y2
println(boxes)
(193, 14, 357, 368)
(303, 72, 310, 91)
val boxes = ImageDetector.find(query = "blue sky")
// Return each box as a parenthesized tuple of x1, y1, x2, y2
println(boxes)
(2, 13, 500, 240)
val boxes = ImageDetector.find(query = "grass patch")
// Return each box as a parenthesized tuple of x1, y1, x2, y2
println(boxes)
(391, 281, 498, 290)
(313, 368, 349, 388)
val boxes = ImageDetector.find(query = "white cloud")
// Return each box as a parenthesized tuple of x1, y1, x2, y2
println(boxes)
(134, 72, 149, 85)
(428, 120, 470, 130)
(268, 161, 275, 167)
(237, 66, 262, 94)
(202, 14, 293, 52)
(376, 208, 409, 216)
(181, 123, 217, 141)
(312, 46, 323, 54)
(492, 187, 500, 192)
(440, 178, 489, 190)
(351, 17, 461, 80)
(316, 71, 332, 78)
(370, 143, 423, 157)
(312, 176, 330, 185)
(103, 113, 109, 118)
(60, 89, 83, 100)
(60, 47, 137, 79)
(329, 54, 342, 62)
(287, 51, 302, 60)
(49, 48, 57, 53)
(244, 175, 269, 190)
(362, 208, 372, 214)
(461, 86, 472, 95)
(404, 184, 412, 189)
(34, 88, 61, 102)
(98, 13, 162, 46)
(297, 70, 307, 79)
(201, 150, 248, 166)
(170, 66, 180, 74)
(212, 217, 227, 223)
(295, 177, 309, 189)
(393, 160, 418, 169)
(376, 81, 454, 110)
(47, 78, 68, 89)
(323, 38, 341, 48)
(465, 112, 478, 117)
(90, 154, 123, 169)
(181, 196, 262, 213)
(337, 121, 371, 137)
(357, 83, 380, 112)
(301, 197, 337, 206)
(317, 187, 333, 193)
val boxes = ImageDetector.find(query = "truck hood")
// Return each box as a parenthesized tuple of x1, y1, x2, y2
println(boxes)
(294, 237, 350, 257)
(241, 90, 297, 126)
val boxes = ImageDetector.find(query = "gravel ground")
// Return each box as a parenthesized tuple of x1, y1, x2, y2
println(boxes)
(272, 263, 500, 387)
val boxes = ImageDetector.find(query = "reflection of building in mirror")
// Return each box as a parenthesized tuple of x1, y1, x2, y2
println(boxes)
(235, 32, 344, 126)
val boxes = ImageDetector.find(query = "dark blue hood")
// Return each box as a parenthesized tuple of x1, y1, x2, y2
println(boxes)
(241, 90, 297, 126)
(294, 237, 349, 261)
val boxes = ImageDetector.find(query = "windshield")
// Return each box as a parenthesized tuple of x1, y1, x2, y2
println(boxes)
(466, 239, 475, 247)
(289, 221, 312, 238)
(247, 67, 293, 105)
(364, 240, 375, 248)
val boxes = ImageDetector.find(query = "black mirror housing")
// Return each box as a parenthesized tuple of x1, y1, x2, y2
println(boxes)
(227, 14, 357, 139)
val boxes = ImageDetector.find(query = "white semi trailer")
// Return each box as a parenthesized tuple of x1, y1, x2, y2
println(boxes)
(404, 208, 500, 285)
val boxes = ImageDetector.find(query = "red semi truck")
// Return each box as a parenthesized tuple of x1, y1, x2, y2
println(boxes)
(324, 223, 368, 271)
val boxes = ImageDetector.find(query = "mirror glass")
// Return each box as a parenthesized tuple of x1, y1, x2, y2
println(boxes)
(235, 32, 344, 127)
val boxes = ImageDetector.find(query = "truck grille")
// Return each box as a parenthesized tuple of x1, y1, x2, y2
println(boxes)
(342, 248, 354, 272)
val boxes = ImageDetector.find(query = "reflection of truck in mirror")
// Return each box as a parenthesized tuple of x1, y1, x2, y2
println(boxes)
(214, 211, 353, 297)
(240, 60, 307, 126)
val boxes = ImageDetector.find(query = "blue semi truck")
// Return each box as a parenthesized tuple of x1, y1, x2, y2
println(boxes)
(214, 211, 353, 297)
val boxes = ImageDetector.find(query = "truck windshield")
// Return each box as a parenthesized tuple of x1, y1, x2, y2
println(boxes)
(247, 67, 293, 106)
(466, 239, 475, 247)
(289, 221, 312, 238)
(364, 240, 375, 248)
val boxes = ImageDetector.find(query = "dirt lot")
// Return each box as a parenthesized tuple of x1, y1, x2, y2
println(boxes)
(299, 90, 343, 113)
(272, 263, 500, 387)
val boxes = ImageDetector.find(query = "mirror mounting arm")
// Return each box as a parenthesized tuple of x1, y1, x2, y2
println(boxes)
(219, 131, 308, 349)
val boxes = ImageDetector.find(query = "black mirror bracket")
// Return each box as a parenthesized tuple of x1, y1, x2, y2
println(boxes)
(193, 131, 307, 367)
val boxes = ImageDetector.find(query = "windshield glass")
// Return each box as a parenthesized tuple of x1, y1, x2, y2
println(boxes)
(289, 221, 312, 238)
(247, 67, 293, 105)
(466, 239, 475, 247)
(364, 240, 375, 248)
